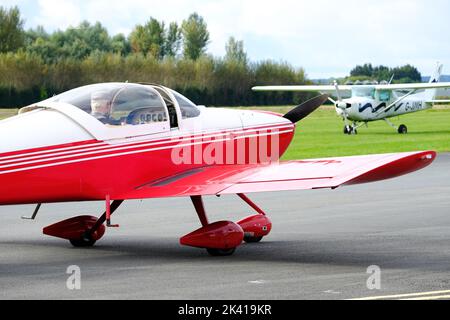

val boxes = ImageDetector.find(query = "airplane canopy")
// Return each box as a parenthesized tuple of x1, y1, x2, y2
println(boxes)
(44, 83, 169, 126)
(22, 83, 202, 127)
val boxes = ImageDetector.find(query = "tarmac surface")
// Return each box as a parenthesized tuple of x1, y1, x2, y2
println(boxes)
(0, 153, 449, 300)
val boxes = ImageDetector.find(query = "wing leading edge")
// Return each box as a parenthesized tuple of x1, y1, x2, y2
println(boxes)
(117, 151, 436, 200)
(252, 83, 450, 92)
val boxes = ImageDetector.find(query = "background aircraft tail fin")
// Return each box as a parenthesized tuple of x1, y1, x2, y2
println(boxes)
(425, 62, 444, 100)
(429, 63, 443, 84)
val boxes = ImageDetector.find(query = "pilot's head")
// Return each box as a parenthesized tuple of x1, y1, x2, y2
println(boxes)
(91, 91, 112, 118)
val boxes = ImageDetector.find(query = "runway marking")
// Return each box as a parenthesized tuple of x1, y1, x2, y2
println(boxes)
(324, 290, 341, 295)
(248, 280, 268, 284)
(350, 289, 450, 300)
(401, 294, 450, 301)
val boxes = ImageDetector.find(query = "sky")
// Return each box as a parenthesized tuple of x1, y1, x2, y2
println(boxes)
(1, 0, 450, 79)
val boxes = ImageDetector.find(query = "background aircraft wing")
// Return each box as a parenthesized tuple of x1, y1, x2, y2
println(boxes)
(252, 83, 450, 92)
(252, 85, 352, 93)
(375, 82, 450, 91)
(117, 151, 435, 200)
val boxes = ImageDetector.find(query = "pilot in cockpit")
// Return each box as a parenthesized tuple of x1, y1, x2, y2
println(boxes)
(91, 91, 113, 124)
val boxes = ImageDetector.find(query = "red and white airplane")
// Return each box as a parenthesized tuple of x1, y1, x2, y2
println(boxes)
(1, 83, 436, 256)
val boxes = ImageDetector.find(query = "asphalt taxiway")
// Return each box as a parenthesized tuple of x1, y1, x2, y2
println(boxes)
(0, 153, 449, 300)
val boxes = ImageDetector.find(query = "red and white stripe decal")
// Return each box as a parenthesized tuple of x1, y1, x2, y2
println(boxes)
(0, 124, 294, 175)
(0, 140, 106, 161)
(0, 123, 292, 164)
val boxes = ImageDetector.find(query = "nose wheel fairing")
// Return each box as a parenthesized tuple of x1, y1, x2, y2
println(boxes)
(43, 215, 106, 244)
(43, 199, 124, 247)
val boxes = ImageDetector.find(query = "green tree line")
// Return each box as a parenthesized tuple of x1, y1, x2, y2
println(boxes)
(0, 6, 309, 108)
(348, 63, 422, 83)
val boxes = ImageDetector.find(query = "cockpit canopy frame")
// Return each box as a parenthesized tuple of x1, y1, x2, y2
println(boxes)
(19, 82, 202, 141)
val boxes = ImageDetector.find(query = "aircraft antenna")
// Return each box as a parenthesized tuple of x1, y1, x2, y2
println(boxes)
(389, 74, 395, 84)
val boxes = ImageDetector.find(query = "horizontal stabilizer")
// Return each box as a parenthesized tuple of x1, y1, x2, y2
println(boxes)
(427, 100, 450, 103)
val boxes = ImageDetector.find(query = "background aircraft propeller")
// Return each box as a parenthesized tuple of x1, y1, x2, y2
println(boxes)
(333, 81, 351, 111)
(333, 81, 353, 133)
(283, 93, 329, 123)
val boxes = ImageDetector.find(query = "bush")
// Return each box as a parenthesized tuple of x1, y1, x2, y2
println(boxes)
(0, 52, 308, 108)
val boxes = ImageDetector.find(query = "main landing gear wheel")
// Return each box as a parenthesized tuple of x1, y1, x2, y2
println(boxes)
(398, 124, 408, 134)
(244, 235, 263, 243)
(206, 248, 236, 256)
(344, 125, 357, 135)
(69, 236, 96, 248)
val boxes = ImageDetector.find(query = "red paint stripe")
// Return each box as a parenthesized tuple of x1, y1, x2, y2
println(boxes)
(0, 123, 293, 164)
(1, 128, 294, 171)
(0, 128, 294, 173)
(0, 140, 102, 158)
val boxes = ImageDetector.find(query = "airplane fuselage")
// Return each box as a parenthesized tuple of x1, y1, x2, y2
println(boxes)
(0, 106, 295, 205)
(336, 95, 432, 122)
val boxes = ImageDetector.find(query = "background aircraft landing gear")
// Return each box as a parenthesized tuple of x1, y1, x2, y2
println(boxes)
(344, 125, 357, 135)
(385, 118, 407, 134)
(343, 125, 351, 134)
(398, 124, 408, 134)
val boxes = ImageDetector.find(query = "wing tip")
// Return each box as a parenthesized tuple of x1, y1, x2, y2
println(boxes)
(344, 151, 437, 186)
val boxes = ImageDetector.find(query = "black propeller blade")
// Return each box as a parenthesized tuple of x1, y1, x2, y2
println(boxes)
(283, 94, 330, 123)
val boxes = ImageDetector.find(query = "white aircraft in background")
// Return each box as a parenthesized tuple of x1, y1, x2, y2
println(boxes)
(253, 63, 450, 134)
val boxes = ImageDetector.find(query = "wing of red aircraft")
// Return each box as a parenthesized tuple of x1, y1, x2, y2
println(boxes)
(118, 151, 435, 200)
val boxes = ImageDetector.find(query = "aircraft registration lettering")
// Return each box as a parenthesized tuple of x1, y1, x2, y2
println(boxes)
(405, 101, 423, 112)
(139, 112, 167, 124)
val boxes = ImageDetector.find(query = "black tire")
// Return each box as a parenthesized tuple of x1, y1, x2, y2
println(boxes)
(344, 125, 357, 135)
(244, 236, 263, 243)
(348, 127, 358, 136)
(343, 125, 351, 134)
(70, 236, 97, 248)
(398, 124, 408, 134)
(206, 248, 236, 256)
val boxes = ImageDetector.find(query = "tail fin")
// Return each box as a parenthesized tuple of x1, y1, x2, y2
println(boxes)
(425, 62, 443, 100)
(429, 63, 443, 83)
